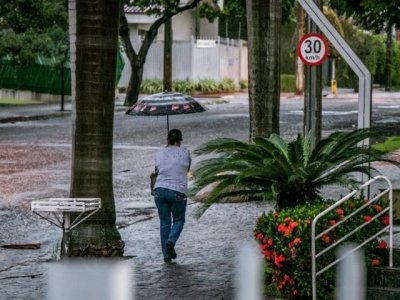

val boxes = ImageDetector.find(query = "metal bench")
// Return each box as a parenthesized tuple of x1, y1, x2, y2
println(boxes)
(31, 198, 101, 232)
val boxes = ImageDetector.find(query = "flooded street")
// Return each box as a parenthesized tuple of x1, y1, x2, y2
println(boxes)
(1, 91, 400, 299)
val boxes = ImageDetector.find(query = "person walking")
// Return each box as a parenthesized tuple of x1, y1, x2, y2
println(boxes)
(153, 129, 191, 262)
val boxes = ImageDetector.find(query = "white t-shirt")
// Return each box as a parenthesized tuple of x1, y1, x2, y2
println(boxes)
(154, 145, 191, 194)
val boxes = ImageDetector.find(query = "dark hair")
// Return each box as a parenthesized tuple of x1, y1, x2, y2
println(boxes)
(167, 129, 182, 144)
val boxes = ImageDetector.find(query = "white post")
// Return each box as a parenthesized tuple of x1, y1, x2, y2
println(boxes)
(235, 243, 263, 300)
(336, 243, 366, 300)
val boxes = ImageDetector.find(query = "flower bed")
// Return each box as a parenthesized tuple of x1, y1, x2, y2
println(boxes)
(254, 198, 389, 299)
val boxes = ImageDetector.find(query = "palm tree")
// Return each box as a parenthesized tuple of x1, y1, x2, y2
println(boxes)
(190, 129, 398, 217)
(64, 0, 124, 256)
(246, 0, 281, 139)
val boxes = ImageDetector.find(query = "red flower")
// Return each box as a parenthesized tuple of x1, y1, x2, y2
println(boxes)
(371, 259, 381, 266)
(288, 221, 299, 230)
(382, 215, 390, 226)
(262, 238, 267, 244)
(274, 254, 286, 268)
(255, 233, 263, 240)
(293, 237, 302, 245)
(336, 208, 344, 215)
(268, 238, 274, 246)
(322, 234, 330, 244)
(277, 223, 287, 233)
(373, 204, 383, 212)
(288, 242, 294, 249)
(264, 250, 272, 260)
(284, 217, 293, 222)
(364, 215, 372, 222)
(328, 219, 336, 226)
(292, 290, 299, 296)
(378, 240, 387, 249)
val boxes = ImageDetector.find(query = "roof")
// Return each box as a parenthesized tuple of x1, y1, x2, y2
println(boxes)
(124, 4, 160, 14)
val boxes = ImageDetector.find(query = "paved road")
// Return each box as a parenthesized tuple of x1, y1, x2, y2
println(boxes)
(1, 89, 400, 299)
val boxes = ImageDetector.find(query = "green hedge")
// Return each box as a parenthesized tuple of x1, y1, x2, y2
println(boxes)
(141, 75, 297, 94)
(140, 78, 238, 94)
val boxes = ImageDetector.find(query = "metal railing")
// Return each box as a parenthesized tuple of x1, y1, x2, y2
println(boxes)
(311, 175, 393, 300)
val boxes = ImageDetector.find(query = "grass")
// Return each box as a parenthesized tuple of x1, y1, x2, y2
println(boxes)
(372, 136, 400, 153)
(0, 98, 43, 106)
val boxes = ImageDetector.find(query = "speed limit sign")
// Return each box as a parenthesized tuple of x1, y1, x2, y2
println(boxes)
(296, 33, 329, 66)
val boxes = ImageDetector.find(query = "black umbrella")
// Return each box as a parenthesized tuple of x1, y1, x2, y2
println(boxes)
(125, 91, 206, 131)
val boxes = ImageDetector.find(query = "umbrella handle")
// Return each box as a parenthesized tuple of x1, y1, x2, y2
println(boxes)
(167, 114, 169, 133)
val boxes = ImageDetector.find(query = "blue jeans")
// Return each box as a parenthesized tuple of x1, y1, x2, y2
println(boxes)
(154, 187, 187, 258)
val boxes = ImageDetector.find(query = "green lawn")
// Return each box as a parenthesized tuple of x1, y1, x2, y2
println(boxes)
(372, 136, 400, 153)
(0, 99, 43, 106)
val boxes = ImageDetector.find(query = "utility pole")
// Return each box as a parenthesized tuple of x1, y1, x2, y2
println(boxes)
(304, 0, 322, 148)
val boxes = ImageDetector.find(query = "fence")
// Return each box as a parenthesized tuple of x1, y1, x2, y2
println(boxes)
(118, 37, 248, 88)
(0, 59, 71, 95)
(0, 52, 125, 99)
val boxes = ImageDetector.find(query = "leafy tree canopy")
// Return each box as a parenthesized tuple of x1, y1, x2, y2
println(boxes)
(216, 0, 295, 39)
(0, 0, 68, 65)
(329, 0, 400, 31)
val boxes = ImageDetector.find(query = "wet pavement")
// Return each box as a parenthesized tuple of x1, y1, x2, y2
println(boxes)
(1, 88, 400, 299)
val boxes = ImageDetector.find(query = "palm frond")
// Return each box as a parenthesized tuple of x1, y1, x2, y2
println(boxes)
(191, 128, 399, 216)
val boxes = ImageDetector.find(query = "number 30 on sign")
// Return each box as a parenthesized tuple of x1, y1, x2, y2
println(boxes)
(296, 33, 329, 66)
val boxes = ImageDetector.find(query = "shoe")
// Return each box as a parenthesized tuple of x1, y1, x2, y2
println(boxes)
(166, 241, 177, 259)
(164, 257, 172, 263)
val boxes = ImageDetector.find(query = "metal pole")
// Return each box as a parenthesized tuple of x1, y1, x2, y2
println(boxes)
(304, 0, 322, 149)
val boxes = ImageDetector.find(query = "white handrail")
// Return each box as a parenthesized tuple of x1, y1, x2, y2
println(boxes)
(311, 175, 393, 300)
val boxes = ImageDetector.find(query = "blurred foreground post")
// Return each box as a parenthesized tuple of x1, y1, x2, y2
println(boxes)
(47, 260, 134, 300)
(336, 243, 366, 300)
(235, 243, 263, 300)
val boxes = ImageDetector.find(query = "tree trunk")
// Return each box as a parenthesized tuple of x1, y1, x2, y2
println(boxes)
(120, 1, 201, 106)
(64, 0, 124, 257)
(295, 5, 305, 95)
(163, 19, 173, 92)
(246, 0, 281, 140)
(385, 26, 392, 92)
(125, 58, 143, 107)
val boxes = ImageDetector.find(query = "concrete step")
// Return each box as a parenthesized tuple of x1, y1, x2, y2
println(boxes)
(367, 287, 400, 300)
(368, 266, 400, 288)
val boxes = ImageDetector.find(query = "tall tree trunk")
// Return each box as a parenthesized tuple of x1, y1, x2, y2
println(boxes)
(64, 0, 124, 257)
(295, 5, 305, 95)
(163, 19, 173, 92)
(385, 26, 393, 92)
(246, 0, 281, 140)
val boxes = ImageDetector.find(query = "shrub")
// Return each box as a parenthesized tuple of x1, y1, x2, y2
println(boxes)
(254, 197, 389, 299)
(196, 78, 221, 93)
(281, 74, 296, 93)
(140, 78, 163, 94)
(191, 129, 398, 216)
(218, 78, 237, 93)
(140, 78, 239, 94)
(239, 79, 248, 90)
(172, 79, 197, 93)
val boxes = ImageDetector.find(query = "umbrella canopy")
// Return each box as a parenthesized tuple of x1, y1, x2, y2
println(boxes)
(125, 91, 206, 131)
